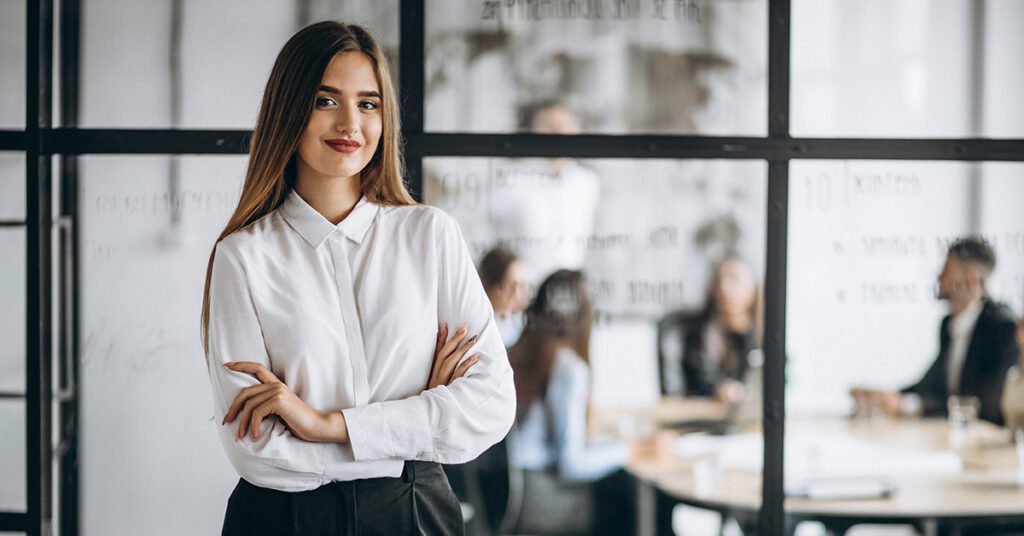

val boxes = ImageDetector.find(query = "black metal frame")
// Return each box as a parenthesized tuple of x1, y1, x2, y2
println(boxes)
(3, 0, 1022, 534)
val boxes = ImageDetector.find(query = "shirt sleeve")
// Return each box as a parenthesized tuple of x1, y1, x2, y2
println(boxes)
(207, 240, 333, 491)
(341, 214, 517, 464)
(549, 354, 630, 483)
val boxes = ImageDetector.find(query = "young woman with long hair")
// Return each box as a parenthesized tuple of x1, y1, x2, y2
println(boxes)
(202, 22, 514, 535)
(505, 269, 635, 535)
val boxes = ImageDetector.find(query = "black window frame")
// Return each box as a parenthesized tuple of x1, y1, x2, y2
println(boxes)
(4, 0, 1024, 535)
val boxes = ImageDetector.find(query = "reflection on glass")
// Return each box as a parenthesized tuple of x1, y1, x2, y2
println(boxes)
(786, 161, 1024, 533)
(0, 401, 26, 511)
(0, 229, 25, 395)
(425, 0, 767, 135)
(81, 0, 397, 128)
(0, 1, 25, 128)
(80, 156, 246, 534)
(426, 156, 768, 534)
(792, 0, 1024, 137)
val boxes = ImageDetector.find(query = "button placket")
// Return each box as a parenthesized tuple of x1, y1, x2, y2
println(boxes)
(331, 237, 370, 406)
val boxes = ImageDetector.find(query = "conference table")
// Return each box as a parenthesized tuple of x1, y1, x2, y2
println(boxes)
(603, 398, 1024, 536)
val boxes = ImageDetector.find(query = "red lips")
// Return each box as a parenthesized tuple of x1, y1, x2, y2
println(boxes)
(325, 139, 361, 153)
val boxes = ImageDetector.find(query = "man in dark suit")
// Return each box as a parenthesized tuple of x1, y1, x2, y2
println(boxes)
(854, 237, 1020, 425)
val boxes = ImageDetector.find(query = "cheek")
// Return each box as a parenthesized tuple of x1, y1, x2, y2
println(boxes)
(364, 116, 383, 152)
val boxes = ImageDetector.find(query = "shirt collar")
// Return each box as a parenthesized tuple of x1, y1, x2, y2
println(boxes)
(279, 189, 379, 248)
(950, 298, 984, 336)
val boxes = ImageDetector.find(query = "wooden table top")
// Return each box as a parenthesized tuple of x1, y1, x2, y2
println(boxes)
(606, 397, 1024, 519)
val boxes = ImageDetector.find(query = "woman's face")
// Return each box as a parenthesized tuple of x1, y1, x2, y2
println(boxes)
(296, 51, 383, 185)
(712, 259, 757, 316)
(493, 261, 530, 315)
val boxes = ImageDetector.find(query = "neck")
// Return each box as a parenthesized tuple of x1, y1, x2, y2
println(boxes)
(950, 294, 983, 317)
(294, 170, 362, 225)
(719, 310, 751, 333)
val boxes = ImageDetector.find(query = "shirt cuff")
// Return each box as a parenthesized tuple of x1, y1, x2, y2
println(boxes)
(342, 395, 435, 461)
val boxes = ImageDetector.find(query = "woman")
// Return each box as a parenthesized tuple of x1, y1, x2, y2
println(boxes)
(201, 22, 515, 535)
(478, 246, 530, 347)
(659, 256, 762, 403)
(505, 270, 634, 535)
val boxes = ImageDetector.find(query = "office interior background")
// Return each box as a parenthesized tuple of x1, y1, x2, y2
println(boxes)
(1, 0, 1023, 535)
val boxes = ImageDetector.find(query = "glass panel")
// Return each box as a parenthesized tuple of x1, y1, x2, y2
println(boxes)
(0, 229, 25, 395)
(80, 156, 247, 534)
(792, 0, 1024, 138)
(0, 152, 25, 222)
(425, 0, 767, 135)
(0, 400, 26, 511)
(0, 1, 25, 129)
(786, 161, 1024, 531)
(425, 156, 767, 533)
(81, 0, 398, 128)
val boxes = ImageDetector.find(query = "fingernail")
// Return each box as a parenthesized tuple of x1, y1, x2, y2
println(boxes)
(223, 362, 234, 367)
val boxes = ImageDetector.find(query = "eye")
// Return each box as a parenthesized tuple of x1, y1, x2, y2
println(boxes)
(359, 100, 380, 111)
(315, 96, 337, 108)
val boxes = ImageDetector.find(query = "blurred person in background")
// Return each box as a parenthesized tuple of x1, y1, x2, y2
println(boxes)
(658, 255, 762, 405)
(506, 269, 659, 535)
(478, 246, 531, 347)
(852, 236, 1019, 425)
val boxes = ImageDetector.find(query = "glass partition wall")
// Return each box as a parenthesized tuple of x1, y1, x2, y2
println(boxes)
(4, 0, 1024, 535)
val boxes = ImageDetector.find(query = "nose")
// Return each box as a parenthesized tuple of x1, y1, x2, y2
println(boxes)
(335, 102, 359, 135)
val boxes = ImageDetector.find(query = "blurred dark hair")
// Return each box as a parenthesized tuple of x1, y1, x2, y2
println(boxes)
(947, 236, 997, 280)
(508, 270, 593, 422)
(701, 255, 763, 344)
(478, 247, 519, 289)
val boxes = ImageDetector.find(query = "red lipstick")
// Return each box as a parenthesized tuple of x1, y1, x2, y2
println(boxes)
(325, 139, 361, 153)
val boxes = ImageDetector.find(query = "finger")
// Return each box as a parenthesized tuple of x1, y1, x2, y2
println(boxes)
(438, 324, 469, 358)
(249, 396, 282, 441)
(451, 355, 479, 382)
(433, 323, 448, 357)
(440, 334, 479, 382)
(430, 324, 449, 378)
(224, 362, 280, 385)
(236, 389, 281, 440)
(225, 383, 277, 424)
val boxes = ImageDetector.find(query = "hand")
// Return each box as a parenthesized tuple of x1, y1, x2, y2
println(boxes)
(629, 430, 676, 464)
(427, 323, 479, 390)
(222, 362, 348, 443)
(714, 380, 745, 405)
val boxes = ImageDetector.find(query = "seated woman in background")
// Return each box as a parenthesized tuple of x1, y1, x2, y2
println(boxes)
(505, 269, 635, 535)
(658, 256, 762, 404)
(1001, 317, 1024, 430)
(478, 246, 530, 347)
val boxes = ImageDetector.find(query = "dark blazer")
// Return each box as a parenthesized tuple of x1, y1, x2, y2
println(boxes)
(902, 298, 1020, 425)
(657, 310, 756, 397)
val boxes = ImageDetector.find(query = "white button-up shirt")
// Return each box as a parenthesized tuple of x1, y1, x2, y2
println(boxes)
(946, 299, 983, 394)
(207, 190, 516, 492)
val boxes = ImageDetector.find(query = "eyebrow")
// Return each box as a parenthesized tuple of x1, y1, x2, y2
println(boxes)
(319, 85, 381, 98)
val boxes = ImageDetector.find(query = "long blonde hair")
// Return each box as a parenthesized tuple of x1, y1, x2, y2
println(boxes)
(201, 21, 414, 359)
